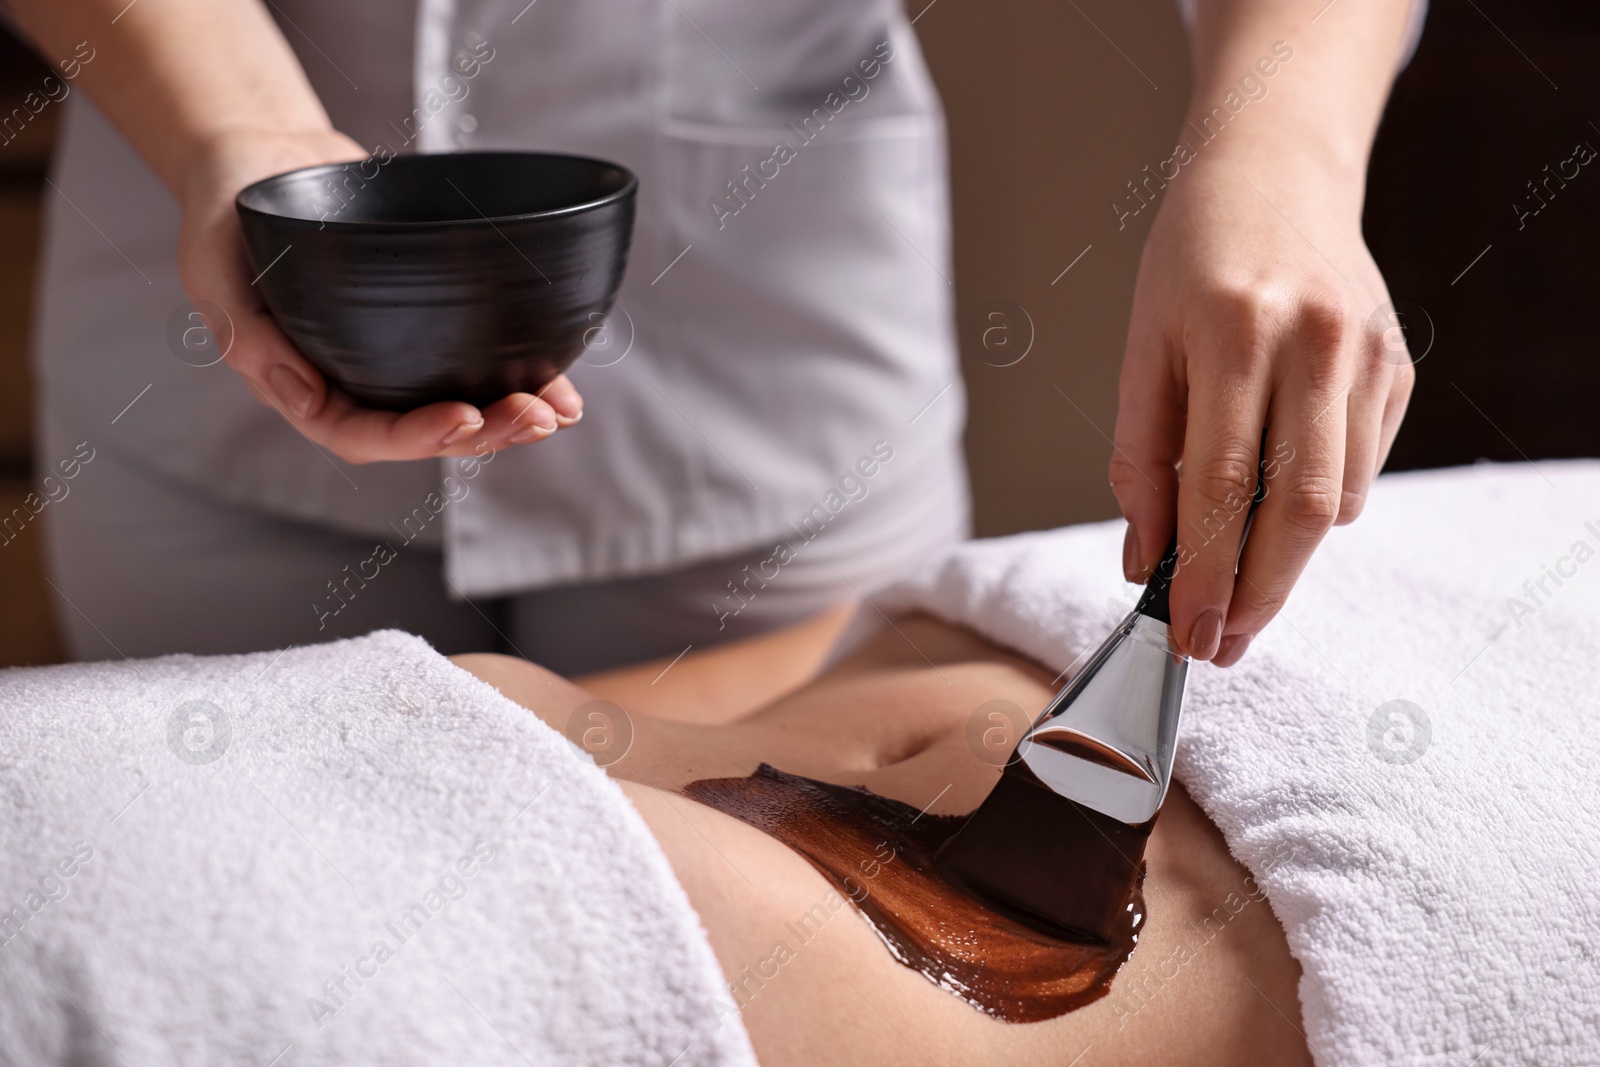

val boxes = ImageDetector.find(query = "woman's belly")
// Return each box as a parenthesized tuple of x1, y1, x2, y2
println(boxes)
(457, 616, 1314, 1065)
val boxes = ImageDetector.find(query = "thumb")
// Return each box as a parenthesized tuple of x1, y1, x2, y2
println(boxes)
(232, 308, 327, 422)
(189, 217, 327, 421)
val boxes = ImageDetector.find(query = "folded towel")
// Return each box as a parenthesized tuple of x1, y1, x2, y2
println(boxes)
(0, 631, 757, 1067)
(881, 460, 1600, 1066)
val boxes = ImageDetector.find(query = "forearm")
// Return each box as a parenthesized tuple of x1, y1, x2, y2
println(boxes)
(5, 0, 330, 194)
(1186, 0, 1415, 212)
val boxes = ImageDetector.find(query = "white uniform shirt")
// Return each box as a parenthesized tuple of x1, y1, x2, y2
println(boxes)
(34, 0, 966, 597)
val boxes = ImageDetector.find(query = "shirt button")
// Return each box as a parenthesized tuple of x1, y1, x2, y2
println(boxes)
(457, 114, 479, 134)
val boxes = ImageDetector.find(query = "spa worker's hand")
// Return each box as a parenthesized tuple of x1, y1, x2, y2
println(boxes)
(1111, 0, 1419, 667)
(179, 129, 584, 462)
(7, 0, 581, 464)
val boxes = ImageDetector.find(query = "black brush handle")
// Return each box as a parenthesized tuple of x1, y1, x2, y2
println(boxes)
(1134, 539, 1181, 624)
(1134, 436, 1272, 626)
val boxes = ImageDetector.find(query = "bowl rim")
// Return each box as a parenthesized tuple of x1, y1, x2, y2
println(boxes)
(235, 150, 639, 232)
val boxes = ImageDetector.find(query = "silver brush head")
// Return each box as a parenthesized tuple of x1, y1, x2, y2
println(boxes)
(1017, 609, 1189, 825)
(933, 445, 1266, 940)
(1016, 433, 1272, 827)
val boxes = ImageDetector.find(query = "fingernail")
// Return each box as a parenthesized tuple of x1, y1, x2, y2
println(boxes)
(556, 408, 583, 427)
(1122, 524, 1142, 582)
(509, 421, 554, 444)
(1213, 632, 1253, 668)
(1186, 609, 1224, 661)
(442, 416, 483, 446)
(267, 364, 316, 418)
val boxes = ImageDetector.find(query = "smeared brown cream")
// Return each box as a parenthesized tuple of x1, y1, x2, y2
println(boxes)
(682, 763, 1146, 1023)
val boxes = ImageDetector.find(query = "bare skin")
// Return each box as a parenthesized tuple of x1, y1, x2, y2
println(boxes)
(570, 603, 857, 726)
(454, 614, 1313, 1066)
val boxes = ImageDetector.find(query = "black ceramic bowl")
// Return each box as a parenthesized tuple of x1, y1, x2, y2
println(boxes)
(236, 152, 637, 410)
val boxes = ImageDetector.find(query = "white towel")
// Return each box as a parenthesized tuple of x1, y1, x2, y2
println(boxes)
(0, 631, 757, 1067)
(881, 460, 1600, 1066)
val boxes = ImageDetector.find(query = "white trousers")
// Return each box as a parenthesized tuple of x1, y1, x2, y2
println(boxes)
(39, 431, 967, 675)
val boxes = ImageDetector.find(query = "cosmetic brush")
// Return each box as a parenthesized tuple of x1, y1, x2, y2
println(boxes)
(934, 451, 1269, 944)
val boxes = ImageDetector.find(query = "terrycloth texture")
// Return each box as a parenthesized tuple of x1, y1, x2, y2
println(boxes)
(880, 461, 1600, 1066)
(0, 632, 757, 1067)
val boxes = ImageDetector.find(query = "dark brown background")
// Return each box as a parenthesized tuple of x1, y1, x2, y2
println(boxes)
(1, 0, 1595, 666)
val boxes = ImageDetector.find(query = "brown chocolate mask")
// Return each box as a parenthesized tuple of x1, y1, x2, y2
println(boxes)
(683, 763, 1148, 1023)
